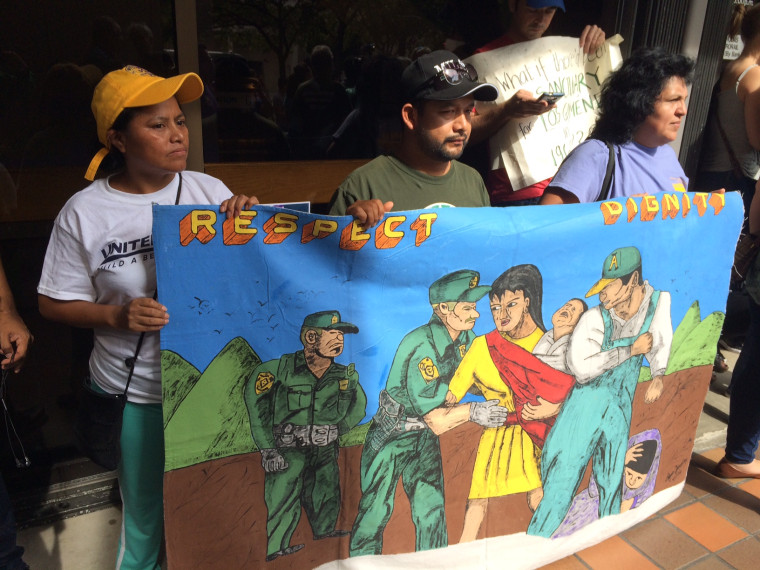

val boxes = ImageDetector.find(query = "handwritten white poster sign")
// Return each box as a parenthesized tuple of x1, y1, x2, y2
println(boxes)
(466, 35, 624, 189)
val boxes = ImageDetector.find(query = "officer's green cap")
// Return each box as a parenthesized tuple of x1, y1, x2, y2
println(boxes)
(586, 246, 642, 297)
(302, 310, 359, 333)
(429, 270, 491, 305)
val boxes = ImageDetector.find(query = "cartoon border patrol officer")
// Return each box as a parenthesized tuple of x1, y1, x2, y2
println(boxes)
(244, 310, 367, 562)
(350, 269, 507, 556)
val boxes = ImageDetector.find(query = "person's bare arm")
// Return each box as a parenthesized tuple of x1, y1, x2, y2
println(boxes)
(539, 186, 580, 205)
(750, 180, 760, 235)
(38, 295, 169, 332)
(470, 90, 552, 145)
(0, 259, 32, 372)
(740, 67, 760, 151)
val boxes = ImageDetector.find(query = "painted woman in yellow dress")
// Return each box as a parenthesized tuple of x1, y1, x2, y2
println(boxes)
(446, 264, 572, 542)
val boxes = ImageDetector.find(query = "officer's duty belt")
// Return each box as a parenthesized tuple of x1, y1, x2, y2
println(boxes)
(273, 423, 339, 447)
(377, 390, 427, 432)
(398, 416, 427, 431)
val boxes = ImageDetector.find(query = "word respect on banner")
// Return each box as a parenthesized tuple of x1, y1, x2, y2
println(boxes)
(178, 210, 438, 250)
(173, 192, 728, 251)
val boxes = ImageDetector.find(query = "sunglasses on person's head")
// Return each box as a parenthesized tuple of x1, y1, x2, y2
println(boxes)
(420, 61, 478, 93)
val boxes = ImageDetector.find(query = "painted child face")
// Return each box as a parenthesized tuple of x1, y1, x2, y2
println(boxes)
(551, 299, 585, 329)
(624, 466, 647, 490)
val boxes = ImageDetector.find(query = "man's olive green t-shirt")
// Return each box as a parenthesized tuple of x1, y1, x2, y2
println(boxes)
(328, 155, 490, 214)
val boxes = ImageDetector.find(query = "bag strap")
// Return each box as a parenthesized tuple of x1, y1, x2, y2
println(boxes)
(175, 172, 183, 205)
(123, 330, 148, 397)
(121, 173, 183, 399)
(596, 141, 615, 202)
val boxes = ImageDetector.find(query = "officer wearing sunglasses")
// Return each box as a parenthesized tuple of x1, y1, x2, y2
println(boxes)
(328, 50, 498, 227)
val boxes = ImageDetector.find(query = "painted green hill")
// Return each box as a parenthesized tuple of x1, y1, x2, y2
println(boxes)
(161, 350, 201, 427)
(666, 301, 725, 374)
(163, 337, 261, 471)
(637, 300, 725, 383)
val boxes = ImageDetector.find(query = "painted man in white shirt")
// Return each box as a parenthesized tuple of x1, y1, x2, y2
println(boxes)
(528, 246, 672, 538)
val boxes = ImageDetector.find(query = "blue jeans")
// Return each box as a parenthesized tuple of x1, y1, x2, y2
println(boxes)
(725, 298, 760, 464)
(0, 475, 26, 570)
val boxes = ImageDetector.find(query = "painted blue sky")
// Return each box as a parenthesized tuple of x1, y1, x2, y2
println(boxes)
(154, 192, 742, 421)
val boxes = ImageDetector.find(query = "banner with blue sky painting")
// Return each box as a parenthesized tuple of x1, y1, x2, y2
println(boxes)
(154, 191, 741, 569)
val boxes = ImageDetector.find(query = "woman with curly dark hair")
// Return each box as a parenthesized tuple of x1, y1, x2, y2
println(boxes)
(540, 46, 694, 204)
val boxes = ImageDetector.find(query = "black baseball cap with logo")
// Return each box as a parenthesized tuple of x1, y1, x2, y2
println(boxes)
(401, 50, 498, 102)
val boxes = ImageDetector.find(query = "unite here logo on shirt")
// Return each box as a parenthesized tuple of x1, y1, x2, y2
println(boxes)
(99, 234, 154, 269)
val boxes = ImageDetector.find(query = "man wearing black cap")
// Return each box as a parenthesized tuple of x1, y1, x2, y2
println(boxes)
(244, 310, 367, 561)
(350, 270, 508, 556)
(328, 50, 498, 228)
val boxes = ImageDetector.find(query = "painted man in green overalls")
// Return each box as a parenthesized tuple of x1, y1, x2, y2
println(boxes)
(528, 246, 672, 538)
(350, 270, 508, 556)
(245, 310, 367, 562)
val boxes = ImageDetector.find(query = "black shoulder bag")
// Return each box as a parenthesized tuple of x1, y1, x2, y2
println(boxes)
(73, 329, 150, 470)
(73, 174, 182, 470)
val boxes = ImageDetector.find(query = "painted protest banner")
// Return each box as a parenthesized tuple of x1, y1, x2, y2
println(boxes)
(466, 36, 623, 189)
(154, 192, 741, 569)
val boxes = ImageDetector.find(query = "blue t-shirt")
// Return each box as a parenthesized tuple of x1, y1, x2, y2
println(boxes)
(551, 139, 688, 203)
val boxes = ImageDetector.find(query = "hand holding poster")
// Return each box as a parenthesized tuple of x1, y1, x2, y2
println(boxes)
(466, 35, 624, 189)
(155, 192, 741, 569)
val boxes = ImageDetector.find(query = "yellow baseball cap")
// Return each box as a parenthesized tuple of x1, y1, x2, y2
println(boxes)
(84, 65, 204, 181)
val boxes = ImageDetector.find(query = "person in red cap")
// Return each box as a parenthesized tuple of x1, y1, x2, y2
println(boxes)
(329, 50, 498, 227)
(37, 65, 258, 570)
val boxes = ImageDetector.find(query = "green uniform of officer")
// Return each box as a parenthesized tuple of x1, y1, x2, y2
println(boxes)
(350, 270, 492, 556)
(244, 310, 366, 562)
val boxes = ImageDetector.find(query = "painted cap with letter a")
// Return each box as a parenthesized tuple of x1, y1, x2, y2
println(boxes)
(586, 246, 642, 297)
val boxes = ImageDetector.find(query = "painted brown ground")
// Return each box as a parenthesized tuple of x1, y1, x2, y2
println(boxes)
(163, 365, 712, 568)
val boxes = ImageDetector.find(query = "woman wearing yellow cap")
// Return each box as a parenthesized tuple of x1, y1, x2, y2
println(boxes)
(37, 65, 258, 569)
